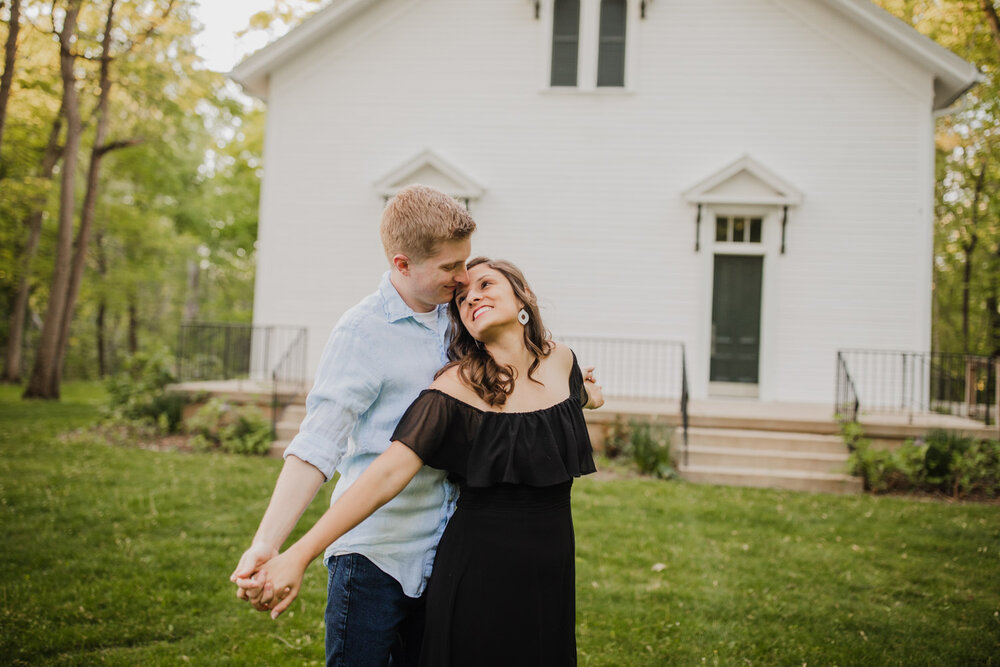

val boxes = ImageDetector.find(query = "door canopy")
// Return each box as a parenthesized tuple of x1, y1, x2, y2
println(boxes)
(682, 155, 803, 253)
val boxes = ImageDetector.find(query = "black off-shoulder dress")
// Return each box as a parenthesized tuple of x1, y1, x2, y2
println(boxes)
(391, 354, 596, 667)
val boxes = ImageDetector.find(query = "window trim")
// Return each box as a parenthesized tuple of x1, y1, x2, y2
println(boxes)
(539, 0, 639, 92)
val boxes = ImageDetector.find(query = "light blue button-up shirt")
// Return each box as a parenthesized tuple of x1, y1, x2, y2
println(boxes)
(284, 272, 458, 598)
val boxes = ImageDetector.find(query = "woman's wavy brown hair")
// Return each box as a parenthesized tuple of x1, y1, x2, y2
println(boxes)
(436, 257, 553, 408)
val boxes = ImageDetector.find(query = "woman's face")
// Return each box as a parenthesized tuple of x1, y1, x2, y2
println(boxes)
(455, 264, 523, 341)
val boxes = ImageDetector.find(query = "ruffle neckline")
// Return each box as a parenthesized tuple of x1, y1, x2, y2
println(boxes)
(422, 387, 577, 415)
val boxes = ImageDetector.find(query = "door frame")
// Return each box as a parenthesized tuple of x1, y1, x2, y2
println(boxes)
(696, 204, 782, 401)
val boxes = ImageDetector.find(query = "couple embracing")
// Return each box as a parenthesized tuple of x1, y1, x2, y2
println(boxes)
(230, 185, 603, 666)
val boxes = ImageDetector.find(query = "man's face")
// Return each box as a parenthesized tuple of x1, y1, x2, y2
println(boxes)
(403, 238, 471, 312)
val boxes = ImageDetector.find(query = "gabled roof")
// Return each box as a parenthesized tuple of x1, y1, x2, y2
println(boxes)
(374, 149, 485, 200)
(683, 155, 804, 207)
(231, 0, 380, 98)
(821, 0, 981, 109)
(231, 0, 981, 109)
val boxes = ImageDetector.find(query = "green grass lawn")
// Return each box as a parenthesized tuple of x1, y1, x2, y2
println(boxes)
(2, 384, 998, 665)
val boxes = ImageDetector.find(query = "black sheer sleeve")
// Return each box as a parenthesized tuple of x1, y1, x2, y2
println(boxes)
(391, 390, 453, 463)
(569, 351, 590, 407)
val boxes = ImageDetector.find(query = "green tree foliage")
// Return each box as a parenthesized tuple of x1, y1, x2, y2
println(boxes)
(0, 0, 262, 387)
(873, 1, 1000, 356)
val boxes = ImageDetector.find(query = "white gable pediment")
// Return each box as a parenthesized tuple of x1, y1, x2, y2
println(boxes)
(683, 155, 804, 207)
(375, 149, 485, 201)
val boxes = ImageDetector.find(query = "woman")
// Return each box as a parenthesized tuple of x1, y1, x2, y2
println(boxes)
(252, 257, 603, 665)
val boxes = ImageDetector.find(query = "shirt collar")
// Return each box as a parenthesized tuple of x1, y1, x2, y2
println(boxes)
(378, 271, 448, 323)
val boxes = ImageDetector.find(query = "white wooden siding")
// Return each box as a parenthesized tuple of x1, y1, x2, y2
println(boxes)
(251, 0, 938, 404)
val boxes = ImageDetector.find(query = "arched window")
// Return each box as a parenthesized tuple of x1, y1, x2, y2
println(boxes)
(551, 0, 580, 87)
(597, 0, 627, 87)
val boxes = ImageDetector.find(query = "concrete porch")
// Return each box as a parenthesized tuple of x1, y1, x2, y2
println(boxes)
(168, 380, 997, 495)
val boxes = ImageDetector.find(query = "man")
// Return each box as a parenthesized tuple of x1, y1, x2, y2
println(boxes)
(231, 184, 476, 666)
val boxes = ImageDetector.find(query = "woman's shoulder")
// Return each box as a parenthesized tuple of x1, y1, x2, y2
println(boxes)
(429, 366, 490, 409)
(546, 341, 576, 372)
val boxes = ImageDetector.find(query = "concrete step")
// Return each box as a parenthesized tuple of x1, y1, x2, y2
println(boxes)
(685, 427, 847, 455)
(688, 414, 838, 435)
(679, 463, 863, 494)
(684, 445, 848, 474)
(269, 440, 289, 459)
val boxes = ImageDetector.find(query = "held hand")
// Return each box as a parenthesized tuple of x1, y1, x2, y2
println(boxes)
(231, 542, 279, 604)
(253, 550, 308, 619)
(583, 366, 605, 409)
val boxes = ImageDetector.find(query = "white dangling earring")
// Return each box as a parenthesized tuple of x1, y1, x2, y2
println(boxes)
(517, 308, 530, 325)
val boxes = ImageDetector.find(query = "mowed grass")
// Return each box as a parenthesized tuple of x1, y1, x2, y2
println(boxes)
(2, 384, 998, 665)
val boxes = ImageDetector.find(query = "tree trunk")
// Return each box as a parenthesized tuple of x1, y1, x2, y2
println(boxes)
(986, 240, 1000, 358)
(981, 0, 1000, 53)
(0, 0, 21, 154)
(2, 104, 63, 383)
(184, 259, 200, 322)
(128, 295, 138, 355)
(962, 234, 977, 355)
(23, 1, 82, 400)
(52, 0, 120, 387)
(95, 301, 107, 376)
(961, 161, 987, 356)
(94, 231, 107, 377)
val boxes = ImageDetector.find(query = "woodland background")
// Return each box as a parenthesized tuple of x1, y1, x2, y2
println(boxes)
(0, 0, 997, 399)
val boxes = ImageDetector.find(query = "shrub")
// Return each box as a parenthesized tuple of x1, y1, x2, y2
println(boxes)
(923, 429, 973, 491)
(843, 422, 1000, 499)
(603, 415, 629, 459)
(102, 349, 188, 433)
(624, 420, 677, 479)
(187, 398, 273, 456)
(950, 438, 1000, 499)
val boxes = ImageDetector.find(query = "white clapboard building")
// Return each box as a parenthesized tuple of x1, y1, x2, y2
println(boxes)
(232, 0, 979, 408)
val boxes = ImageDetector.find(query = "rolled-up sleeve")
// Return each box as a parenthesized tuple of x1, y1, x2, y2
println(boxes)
(284, 321, 380, 481)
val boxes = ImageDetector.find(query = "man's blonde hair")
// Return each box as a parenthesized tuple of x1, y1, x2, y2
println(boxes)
(380, 184, 477, 262)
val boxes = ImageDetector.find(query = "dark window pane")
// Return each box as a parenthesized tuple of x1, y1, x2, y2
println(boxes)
(716, 216, 728, 242)
(597, 0, 626, 87)
(554, 0, 580, 34)
(734, 217, 746, 242)
(551, 0, 580, 86)
(750, 218, 762, 243)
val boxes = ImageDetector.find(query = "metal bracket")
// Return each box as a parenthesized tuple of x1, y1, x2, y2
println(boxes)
(695, 203, 702, 252)
(780, 205, 788, 254)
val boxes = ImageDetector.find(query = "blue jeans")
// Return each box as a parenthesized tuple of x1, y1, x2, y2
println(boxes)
(325, 553, 425, 667)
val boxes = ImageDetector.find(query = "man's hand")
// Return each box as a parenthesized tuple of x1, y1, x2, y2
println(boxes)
(231, 542, 279, 607)
(582, 366, 604, 409)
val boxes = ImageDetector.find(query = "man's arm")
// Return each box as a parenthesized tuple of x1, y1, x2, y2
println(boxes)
(230, 455, 325, 605)
(231, 321, 382, 608)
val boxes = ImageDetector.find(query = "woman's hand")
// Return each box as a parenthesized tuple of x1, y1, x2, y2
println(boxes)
(249, 548, 308, 619)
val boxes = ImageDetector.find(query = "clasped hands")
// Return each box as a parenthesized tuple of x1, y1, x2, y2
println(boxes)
(230, 542, 305, 619)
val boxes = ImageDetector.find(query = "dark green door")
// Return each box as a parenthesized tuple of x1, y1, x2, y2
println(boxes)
(710, 255, 763, 384)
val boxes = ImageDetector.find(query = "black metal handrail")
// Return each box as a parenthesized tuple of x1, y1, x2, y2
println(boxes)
(177, 322, 308, 384)
(835, 351, 860, 423)
(835, 349, 997, 426)
(558, 335, 689, 463)
(681, 345, 690, 467)
(177, 322, 309, 440)
(559, 335, 688, 400)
